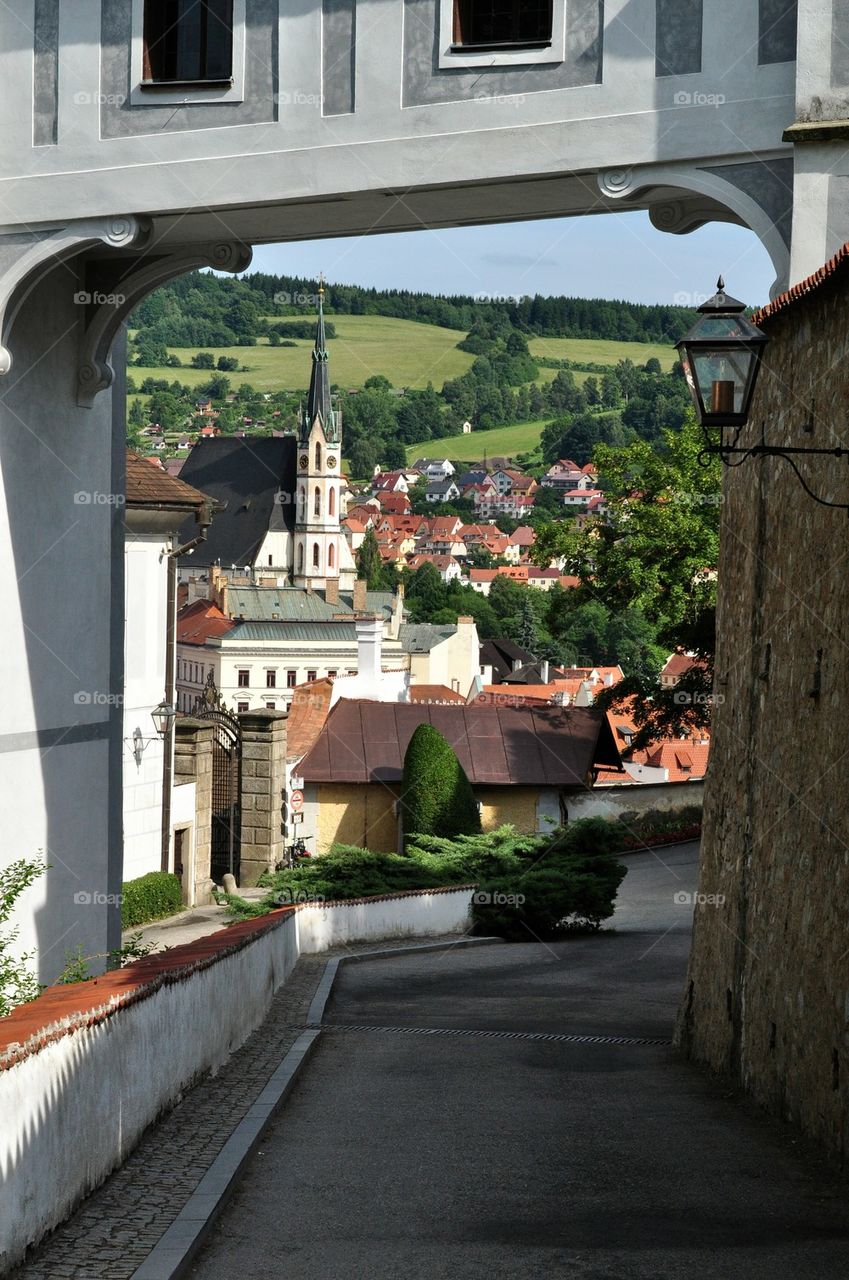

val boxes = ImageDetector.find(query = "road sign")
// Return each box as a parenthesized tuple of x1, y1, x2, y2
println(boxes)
(290, 789, 304, 812)
(291, 812, 303, 825)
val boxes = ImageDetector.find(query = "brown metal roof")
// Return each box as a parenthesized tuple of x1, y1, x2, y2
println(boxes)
(299, 700, 621, 787)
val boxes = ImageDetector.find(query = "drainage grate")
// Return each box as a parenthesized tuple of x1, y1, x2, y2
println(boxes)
(312, 1023, 671, 1047)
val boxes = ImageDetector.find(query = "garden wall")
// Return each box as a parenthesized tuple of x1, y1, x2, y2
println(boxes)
(0, 887, 474, 1273)
(570, 780, 704, 824)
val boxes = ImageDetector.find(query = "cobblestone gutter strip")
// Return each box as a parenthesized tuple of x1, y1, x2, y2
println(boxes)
(129, 1031, 321, 1280)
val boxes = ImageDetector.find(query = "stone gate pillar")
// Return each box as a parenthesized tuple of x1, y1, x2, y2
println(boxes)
(238, 710, 287, 887)
(173, 718, 215, 905)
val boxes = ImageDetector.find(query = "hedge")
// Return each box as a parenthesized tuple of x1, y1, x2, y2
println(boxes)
(121, 871, 183, 929)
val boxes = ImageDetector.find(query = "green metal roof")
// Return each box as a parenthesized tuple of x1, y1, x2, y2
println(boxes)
(225, 586, 401, 624)
(228, 621, 357, 643)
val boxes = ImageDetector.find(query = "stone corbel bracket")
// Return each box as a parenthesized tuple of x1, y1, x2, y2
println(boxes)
(77, 240, 253, 407)
(0, 216, 149, 377)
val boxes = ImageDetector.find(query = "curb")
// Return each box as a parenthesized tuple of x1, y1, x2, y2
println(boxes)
(306, 935, 503, 1025)
(128, 1030, 320, 1280)
(131, 936, 500, 1279)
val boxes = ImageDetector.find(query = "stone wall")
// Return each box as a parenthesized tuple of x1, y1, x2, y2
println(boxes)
(238, 710, 287, 884)
(677, 265, 849, 1160)
(174, 719, 214, 904)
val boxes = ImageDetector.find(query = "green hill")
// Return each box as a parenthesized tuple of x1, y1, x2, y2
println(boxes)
(130, 315, 476, 393)
(406, 420, 550, 465)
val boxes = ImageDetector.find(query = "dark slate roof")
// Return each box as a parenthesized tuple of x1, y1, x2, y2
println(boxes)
(400, 623, 456, 654)
(480, 638, 537, 683)
(176, 437, 296, 567)
(300, 701, 621, 785)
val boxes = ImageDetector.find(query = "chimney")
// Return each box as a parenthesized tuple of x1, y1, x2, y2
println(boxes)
(356, 614, 384, 682)
(540, 659, 550, 684)
(325, 577, 339, 606)
(604, 671, 614, 687)
(353, 578, 368, 612)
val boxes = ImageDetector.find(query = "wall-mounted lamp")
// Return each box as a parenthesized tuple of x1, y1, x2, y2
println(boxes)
(151, 701, 177, 738)
(678, 279, 849, 508)
(132, 726, 144, 768)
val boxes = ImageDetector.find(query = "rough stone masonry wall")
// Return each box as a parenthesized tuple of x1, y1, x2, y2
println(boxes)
(676, 271, 849, 1160)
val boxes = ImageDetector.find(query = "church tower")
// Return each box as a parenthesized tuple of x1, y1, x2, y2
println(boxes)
(293, 282, 344, 588)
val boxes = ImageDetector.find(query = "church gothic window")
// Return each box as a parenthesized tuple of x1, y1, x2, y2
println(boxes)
(328, 487, 336, 517)
(313, 542, 320, 568)
(328, 543, 335, 568)
(314, 486, 321, 517)
(315, 441, 322, 470)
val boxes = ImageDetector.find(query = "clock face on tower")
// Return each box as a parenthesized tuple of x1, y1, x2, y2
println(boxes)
(299, 453, 309, 470)
(327, 455, 337, 468)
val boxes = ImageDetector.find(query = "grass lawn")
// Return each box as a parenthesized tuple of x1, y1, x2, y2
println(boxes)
(128, 316, 477, 393)
(528, 335, 676, 370)
(406, 419, 551, 464)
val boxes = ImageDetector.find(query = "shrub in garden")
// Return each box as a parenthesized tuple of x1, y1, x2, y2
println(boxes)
(121, 871, 182, 929)
(400, 724, 482, 844)
(472, 845, 627, 940)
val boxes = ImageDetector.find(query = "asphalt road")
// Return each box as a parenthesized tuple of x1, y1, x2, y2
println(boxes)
(191, 844, 849, 1279)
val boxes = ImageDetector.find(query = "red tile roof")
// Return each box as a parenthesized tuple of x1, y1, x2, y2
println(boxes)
(126, 451, 207, 510)
(176, 599, 235, 645)
(753, 240, 849, 325)
(286, 678, 335, 761)
(409, 684, 468, 704)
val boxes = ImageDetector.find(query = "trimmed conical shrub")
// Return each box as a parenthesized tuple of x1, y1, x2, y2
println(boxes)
(401, 724, 482, 845)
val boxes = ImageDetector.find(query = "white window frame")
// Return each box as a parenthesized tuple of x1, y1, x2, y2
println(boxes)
(130, 0, 247, 106)
(438, 0, 566, 69)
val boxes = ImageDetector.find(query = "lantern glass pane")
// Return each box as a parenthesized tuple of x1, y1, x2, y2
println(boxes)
(693, 349, 755, 416)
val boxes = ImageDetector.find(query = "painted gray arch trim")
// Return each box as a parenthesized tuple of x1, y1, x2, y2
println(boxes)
(402, 0, 602, 108)
(323, 0, 356, 117)
(655, 0, 703, 78)
(701, 158, 795, 250)
(0, 721, 112, 754)
(33, 0, 60, 147)
(758, 0, 798, 66)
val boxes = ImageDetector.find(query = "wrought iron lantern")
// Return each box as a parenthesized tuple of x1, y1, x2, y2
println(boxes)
(151, 701, 176, 739)
(676, 278, 768, 433)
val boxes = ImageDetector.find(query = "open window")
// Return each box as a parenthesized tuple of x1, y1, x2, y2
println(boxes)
(452, 0, 553, 50)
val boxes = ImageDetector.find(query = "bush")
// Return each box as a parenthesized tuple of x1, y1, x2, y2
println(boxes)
(472, 840, 627, 940)
(401, 724, 482, 844)
(121, 872, 182, 929)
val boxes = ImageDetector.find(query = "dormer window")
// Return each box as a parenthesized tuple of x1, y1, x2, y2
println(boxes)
(452, 0, 552, 50)
(143, 0, 235, 87)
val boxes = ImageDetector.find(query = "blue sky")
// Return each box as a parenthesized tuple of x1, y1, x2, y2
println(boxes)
(250, 212, 775, 308)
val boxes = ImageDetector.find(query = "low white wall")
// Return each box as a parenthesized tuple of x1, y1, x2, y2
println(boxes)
(0, 915, 299, 1274)
(296, 888, 474, 954)
(569, 780, 704, 822)
(0, 887, 474, 1272)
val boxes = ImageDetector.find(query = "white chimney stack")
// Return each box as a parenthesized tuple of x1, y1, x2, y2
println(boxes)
(355, 614, 384, 684)
(540, 659, 550, 684)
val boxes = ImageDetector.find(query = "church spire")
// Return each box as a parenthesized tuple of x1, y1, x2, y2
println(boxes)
(304, 277, 334, 437)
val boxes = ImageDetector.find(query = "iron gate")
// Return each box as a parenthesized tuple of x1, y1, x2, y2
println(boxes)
(194, 673, 242, 883)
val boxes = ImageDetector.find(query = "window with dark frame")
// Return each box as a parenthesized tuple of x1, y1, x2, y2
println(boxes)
(452, 0, 553, 48)
(237, 669, 249, 687)
(143, 0, 235, 87)
(267, 670, 277, 688)
(287, 670, 298, 687)
(307, 670, 317, 683)
(238, 702, 249, 713)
